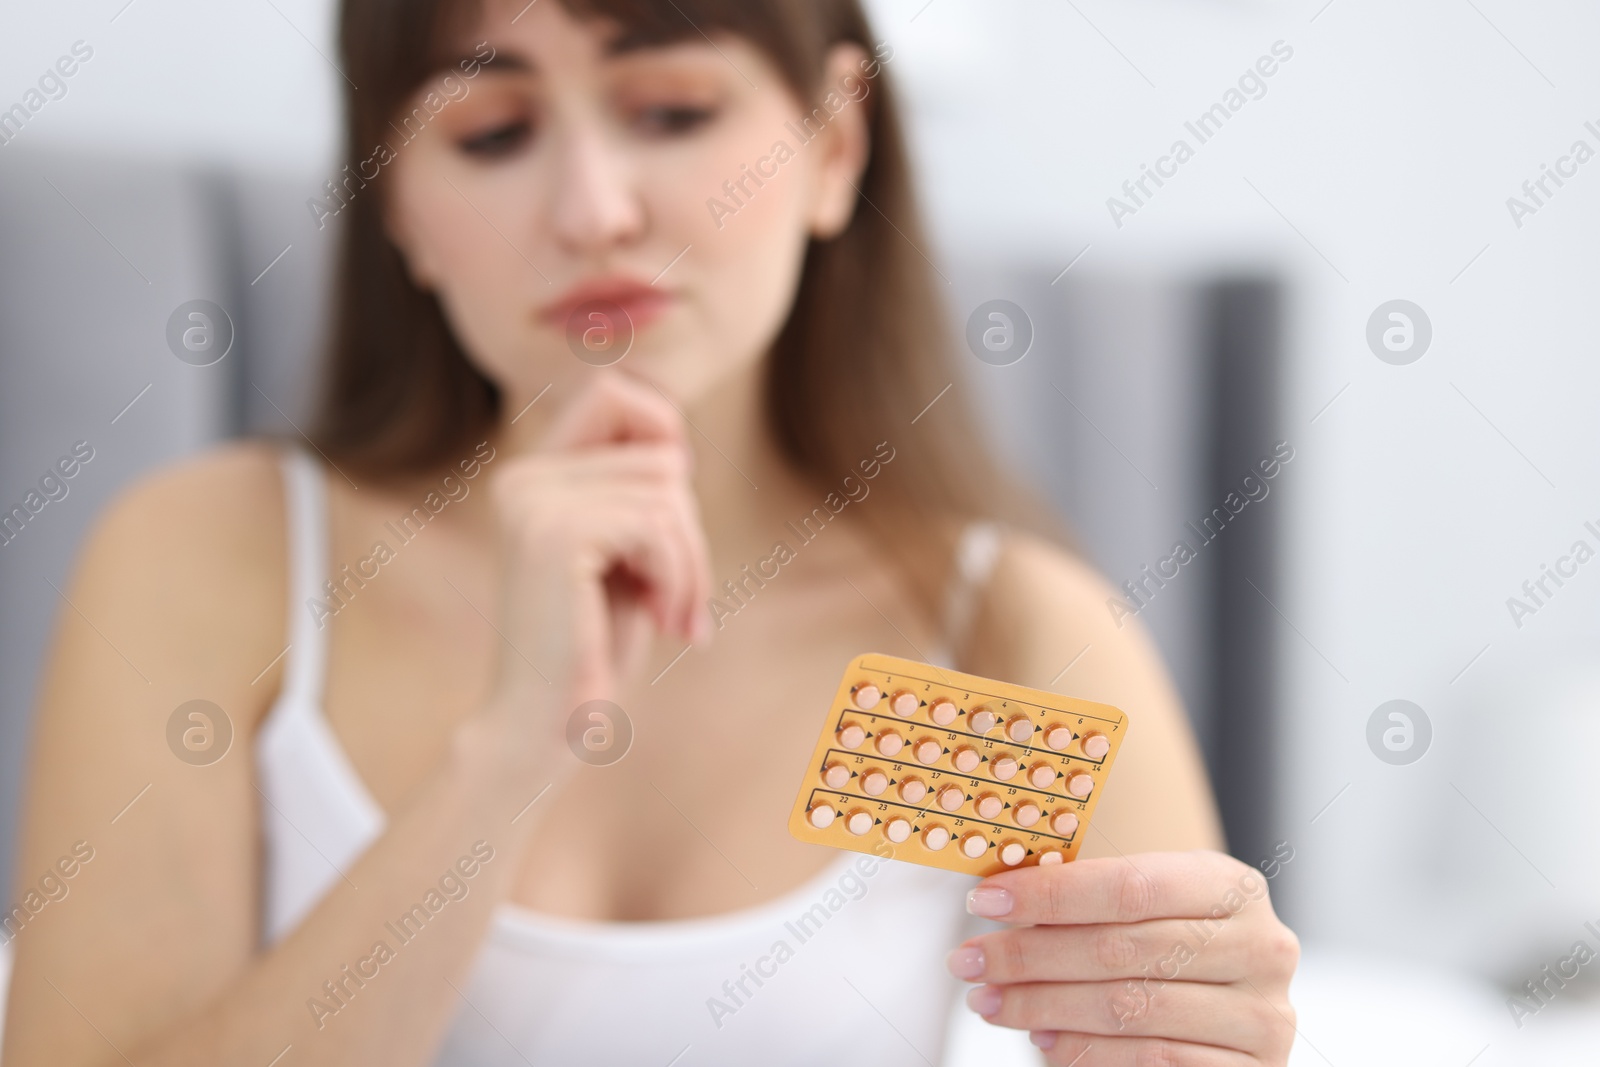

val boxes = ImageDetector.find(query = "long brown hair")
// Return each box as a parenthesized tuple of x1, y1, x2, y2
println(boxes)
(310, 0, 1062, 621)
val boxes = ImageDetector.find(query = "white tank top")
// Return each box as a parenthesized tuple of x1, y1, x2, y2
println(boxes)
(254, 445, 1032, 1066)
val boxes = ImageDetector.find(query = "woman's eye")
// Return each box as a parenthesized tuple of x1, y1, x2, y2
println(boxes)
(635, 104, 716, 136)
(458, 120, 532, 158)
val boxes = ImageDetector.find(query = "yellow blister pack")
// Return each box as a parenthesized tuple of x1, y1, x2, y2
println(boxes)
(787, 652, 1128, 876)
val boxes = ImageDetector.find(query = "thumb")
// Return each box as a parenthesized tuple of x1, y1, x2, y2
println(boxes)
(542, 370, 689, 454)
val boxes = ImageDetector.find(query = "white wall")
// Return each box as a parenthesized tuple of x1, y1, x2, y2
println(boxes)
(0, 0, 342, 168)
(875, 0, 1600, 992)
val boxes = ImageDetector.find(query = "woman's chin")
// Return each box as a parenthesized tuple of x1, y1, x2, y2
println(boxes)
(608, 347, 756, 411)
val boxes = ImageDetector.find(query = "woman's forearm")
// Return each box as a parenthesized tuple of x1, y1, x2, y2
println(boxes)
(118, 703, 566, 1067)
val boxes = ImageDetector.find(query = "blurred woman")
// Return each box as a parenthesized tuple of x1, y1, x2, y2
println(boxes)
(3, 1, 1297, 1063)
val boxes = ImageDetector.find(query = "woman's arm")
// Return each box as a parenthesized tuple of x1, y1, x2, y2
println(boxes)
(1, 444, 564, 1067)
(966, 530, 1224, 854)
(953, 531, 1297, 1066)
(5, 373, 711, 1067)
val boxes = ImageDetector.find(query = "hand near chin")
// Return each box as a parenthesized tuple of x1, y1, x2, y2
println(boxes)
(485, 370, 713, 721)
(948, 850, 1299, 1066)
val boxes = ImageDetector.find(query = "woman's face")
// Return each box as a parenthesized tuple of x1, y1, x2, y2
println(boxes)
(383, 0, 872, 410)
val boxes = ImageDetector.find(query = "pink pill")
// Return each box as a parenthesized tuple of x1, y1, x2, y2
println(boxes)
(999, 841, 1026, 866)
(898, 777, 928, 804)
(852, 684, 881, 710)
(1038, 849, 1064, 865)
(845, 810, 872, 835)
(1050, 810, 1079, 837)
(952, 746, 980, 773)
(875, 730, 904, 757)
(1067, 773, 1094, 798)
(861, 770, 889, 796)
(1014, 802, 1041, 827)
(914, 738, 942, 765)
(975, 793, 1003, 819)
(1005, 716, 1035, 744)
(884, 817, 912, 843)
(808, 804, 836, 829)
(1027, 763, 1057, 789)
(937, 785, 965, 812)
(929, 699, 958, 726)
(837, 723, 866, 749)
(890, 690, 918, 717)
(923, 825, 951, 850)
(990, 755, 1019, 781)
(821, 762, 849, 789)
(1044, 725, 1074, 750)
(1082, 733, 1110, 759)
(968, 707, 998, 733)
(959, 833, 988, 859)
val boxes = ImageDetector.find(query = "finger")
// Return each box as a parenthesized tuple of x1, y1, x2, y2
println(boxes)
(552, 497, 673, 631)
(550, 442, 691, 483)
(497, 466, 678, 552)
(665, 482, 714, 642)
(630, 510, 688, 637)
(542, 370, 689, 453)
(960, 979, 1286, 1049)
(490, 445, 689, 533)
(1034, 1030, 1260, 1067)
(653, 490, 703, 642)
(585, 493, 692, 636)
(556, 451, 706, 643)
(600, 482, 703, 643)
(951, 915, 1291, 985)
(495, 461, 698, 638)
(966, 977, 1280, 1048)
(966, 851, 1278, 927)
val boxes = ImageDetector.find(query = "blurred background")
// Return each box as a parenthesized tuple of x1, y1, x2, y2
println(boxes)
(3, 0, 1599, 1062)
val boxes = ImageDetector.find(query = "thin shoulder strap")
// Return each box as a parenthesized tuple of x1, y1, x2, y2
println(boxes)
(277, 444, 330, 705)
(940, 520, 1004, 666)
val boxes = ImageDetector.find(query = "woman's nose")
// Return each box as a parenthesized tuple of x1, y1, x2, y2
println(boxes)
(547, 119, 646, 256)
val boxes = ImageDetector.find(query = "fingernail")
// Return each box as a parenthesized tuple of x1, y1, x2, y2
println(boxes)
(966, 885, 1013, 917)
(966, 985, 1002, 1017)
(945, 945, 985, 980)
(1029, 1031, 1057, 1050)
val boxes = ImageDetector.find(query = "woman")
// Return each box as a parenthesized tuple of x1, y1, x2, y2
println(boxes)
(3, 0, 1298, 1063)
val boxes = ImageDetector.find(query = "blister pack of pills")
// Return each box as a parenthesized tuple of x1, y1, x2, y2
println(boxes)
(787, 653, 1128, 876)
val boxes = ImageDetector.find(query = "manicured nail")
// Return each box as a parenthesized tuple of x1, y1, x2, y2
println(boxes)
(966, 984, 1002, 1016)
(945, 944, 985, 980)
(1029, 1031, 1058, 1050)
(966, 885, 1013, 917)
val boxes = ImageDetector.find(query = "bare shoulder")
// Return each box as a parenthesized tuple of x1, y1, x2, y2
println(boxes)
(0, 439, 295, 1056)
(4, 439, 291, 1062)
(95, 435, 286, 555)
(74, 437, 290, 715)
(967, 526, 1227, 853)
(968, 527, 1163, 702)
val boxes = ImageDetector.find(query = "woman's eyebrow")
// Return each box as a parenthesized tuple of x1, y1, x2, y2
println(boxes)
(604, 27, 696, 57)
(460, 50, 533, 74)
(449, 27, 696, 75)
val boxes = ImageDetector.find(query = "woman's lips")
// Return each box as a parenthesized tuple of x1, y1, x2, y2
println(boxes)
(538, 277, 677, 333)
